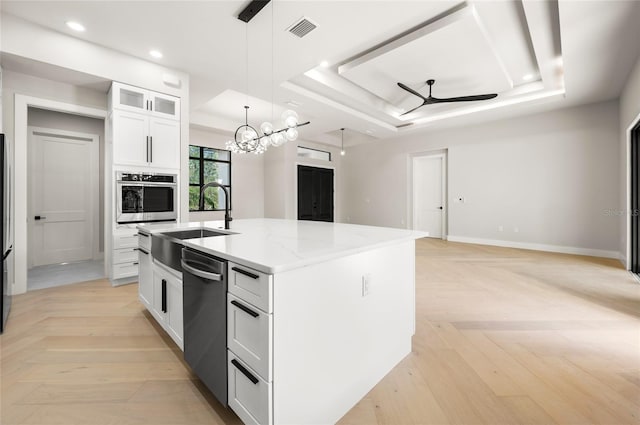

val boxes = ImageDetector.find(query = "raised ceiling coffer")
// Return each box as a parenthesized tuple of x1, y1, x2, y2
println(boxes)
(287, 17, 317, 38)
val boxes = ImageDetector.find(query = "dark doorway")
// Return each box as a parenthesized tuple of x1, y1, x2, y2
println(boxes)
(297, 165, 334, 222)
(631, 122, 640, 273)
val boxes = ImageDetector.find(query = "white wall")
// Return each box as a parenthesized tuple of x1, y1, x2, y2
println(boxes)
(27, 108, 105, 252)
(264, 138, 345, 221)
(188, 126, 264, 222)
(619, 55, 640, 267)
(344, 100, 620, 257)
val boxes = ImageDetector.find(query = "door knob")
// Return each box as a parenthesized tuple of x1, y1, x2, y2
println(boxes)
(438, 207, 443, 210)
(34, 215, 47, 220)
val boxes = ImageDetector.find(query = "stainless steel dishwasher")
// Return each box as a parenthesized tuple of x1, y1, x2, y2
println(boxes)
(181, 247, 228, 406)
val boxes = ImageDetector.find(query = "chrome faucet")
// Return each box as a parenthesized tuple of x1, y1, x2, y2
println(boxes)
(199, 182, 232, 229)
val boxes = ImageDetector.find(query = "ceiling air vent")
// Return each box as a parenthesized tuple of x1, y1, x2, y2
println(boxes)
(287, 17, 318, 38)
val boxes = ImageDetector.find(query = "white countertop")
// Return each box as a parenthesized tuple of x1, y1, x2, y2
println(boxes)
(138, 218, 426, 274)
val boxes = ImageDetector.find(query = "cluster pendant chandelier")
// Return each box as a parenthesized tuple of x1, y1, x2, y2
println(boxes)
(226, 0, 309, 155)
(226, 106, 310, 155)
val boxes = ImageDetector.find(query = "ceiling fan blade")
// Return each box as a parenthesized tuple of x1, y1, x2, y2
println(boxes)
(397, 82, 428, 101)
(431, 93, 498, 103)
(400, 102, 427, 116)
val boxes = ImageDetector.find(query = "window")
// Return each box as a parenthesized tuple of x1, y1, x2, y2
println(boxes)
(189, 145, 231, 211)
(297, 146, 332, 161)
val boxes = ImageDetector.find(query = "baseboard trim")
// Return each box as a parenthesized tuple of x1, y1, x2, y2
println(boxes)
(446, 235, 620, 259)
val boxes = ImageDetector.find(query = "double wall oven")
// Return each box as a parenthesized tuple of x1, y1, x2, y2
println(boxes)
(116, 172, 177, 223)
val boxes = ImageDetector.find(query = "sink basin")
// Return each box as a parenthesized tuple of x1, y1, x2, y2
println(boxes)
(152, 228, 228, 272)
(160, 228, 228, 240)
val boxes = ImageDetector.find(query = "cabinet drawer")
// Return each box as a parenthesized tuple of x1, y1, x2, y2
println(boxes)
(228, 262, 273, 314)
(113, 247, 139, 264)
(114, 233, 139, 249)
(112, 262, 138, 279)
(228, 294, 272, 381)
(138, 231, 151, 251)
(228, 352, 272, 425)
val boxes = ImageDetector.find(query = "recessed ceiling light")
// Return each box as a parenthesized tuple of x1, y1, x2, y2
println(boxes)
(522, 73, 534, 81)
(66, 21, 85, 32)
(149, 50, 163, 59)
(320, 60, 329, 68)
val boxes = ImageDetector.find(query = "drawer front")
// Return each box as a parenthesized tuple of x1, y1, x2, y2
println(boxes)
(113, 247, 139, 264)
(228, 262, 273, 314)
(228, 352, 272, 425)
(112, 262, 138, 279)
(228, 294, 272, 381)
(138, 231, 151, 251)
(114, 233, 139, 249)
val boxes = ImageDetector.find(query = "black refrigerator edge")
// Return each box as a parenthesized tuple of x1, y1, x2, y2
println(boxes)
(1, 133, 12, 333)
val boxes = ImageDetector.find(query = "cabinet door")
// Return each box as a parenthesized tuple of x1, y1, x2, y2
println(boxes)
(112, 110, 150, 166)
(150, 92, 180, 121)
(138, 248, 152, 307)
(149, 117, 180, 169)
(111, 83, 150, 114)
(166, 275, 184, 350)
(152, 267, 168, 324)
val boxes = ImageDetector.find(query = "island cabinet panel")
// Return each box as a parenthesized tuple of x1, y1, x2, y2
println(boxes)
(228, 262, 273, 314)
(228, 352, 273, 425)
(151, 262, 184, 350)
(137, 246, 152, 307)
(271, 241, 416, 425)
(227, 293, 273, 381)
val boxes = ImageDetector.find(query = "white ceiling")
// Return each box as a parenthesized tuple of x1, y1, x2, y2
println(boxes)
(1, 0, 640, 148)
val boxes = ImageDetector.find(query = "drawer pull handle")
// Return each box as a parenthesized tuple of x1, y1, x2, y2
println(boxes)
(138, 232, 149, 238)
(231, 359, 259, 384)
(232, 267, 259, 279)
(231, 300, 259, 318)
(132, 262, 139, 265)
(139, 248, 149, 255)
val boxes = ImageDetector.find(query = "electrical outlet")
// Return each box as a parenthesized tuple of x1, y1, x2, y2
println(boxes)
(362, 274, 371, 297)
(514, 227, 519, 233)
(498, 225, 504, 232)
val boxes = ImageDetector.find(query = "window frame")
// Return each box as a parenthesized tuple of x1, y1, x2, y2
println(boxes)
(188, 145, 232, 212)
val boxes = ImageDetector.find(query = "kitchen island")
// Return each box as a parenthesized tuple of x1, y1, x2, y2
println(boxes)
(137, 218, 425, 425)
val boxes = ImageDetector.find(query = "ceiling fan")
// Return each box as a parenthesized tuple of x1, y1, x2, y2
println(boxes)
(397, 79, 498, 116)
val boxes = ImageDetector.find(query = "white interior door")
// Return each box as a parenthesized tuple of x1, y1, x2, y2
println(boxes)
(29, 128, 99, 266)
(413, 154, 446, 238)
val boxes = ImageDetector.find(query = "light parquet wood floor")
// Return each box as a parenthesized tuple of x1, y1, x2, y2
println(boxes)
(2, 239, 639, 424)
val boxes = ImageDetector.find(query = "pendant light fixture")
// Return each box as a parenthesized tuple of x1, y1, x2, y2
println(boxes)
(225, 1, 310, 154)
(340, 128, 345, 156)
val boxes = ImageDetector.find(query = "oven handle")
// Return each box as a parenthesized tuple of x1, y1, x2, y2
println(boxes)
(181, 259, 223, 281)
(116, 181, 177, 187)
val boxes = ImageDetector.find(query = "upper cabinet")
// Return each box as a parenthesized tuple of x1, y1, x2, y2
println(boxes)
(110, 82, 181, 121)
(108, 82, 181, 169)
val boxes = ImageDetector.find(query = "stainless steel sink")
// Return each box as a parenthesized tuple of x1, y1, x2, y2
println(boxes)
(151, 228, 228, 272)
(159, 228, 228, 240)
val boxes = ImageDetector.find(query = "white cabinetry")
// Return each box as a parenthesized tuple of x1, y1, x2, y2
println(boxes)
(110, 82, 180, 120)
(151, 262, 184, 350)
(137, 232, 152, 307)
(227, 263, 274, 425)
(112, 227, 139, 280)
(109, 82, 180, 169)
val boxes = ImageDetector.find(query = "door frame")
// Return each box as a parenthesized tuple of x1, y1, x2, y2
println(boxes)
(294, 162, 336, 222)
(27, 126, 100, 267)
(408, 150, 448, 239)
(13, 95, 107, 295)
(627, 112, 640, 270)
